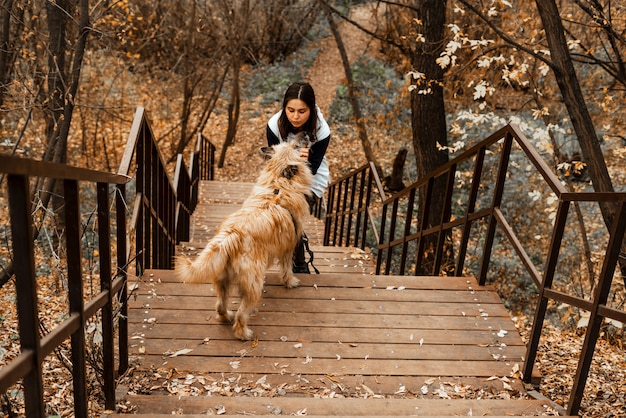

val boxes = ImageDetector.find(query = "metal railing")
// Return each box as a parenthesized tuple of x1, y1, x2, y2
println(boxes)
(323, 161, 386, 249)
(322, 123, 626, 416)
(118, 107, 176, 273)
(177, 132, 216, 243)
(0, 107, 216, 417)
(0, 156, 130, 416)
(118, 108, 216, 274)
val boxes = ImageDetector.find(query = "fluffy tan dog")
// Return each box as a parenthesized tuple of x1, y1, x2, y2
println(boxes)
(175, 133, 313, 340)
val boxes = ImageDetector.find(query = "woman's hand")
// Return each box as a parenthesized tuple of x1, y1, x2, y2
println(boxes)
(300, 147, 310, 161)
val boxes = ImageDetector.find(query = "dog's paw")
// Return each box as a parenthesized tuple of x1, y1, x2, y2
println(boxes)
(285, 276, 300, 289)
(217, 310, 234, 323)
(234, 324, 254, 341)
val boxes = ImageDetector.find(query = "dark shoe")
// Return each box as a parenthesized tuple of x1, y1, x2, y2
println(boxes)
(292, 263, 310, 274)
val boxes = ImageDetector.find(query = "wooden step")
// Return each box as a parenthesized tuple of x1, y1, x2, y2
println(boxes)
(176, 244, 376, 275)
(107, 395, 565, 416)
(120, 268, 545, 417)
(187, 211, 327, 248)
(198, 181, 254, 204)
(112, 180, 555, 417)
(190, 180, 328, 245)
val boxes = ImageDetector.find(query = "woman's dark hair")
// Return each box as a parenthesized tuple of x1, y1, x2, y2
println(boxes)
(277, 82, 318, 141)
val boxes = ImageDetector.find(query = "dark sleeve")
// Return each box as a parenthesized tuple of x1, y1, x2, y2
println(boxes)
(308, 134, 330, 175)
(266, 125, 280, 146)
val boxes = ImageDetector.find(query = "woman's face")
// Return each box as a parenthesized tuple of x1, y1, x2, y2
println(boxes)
(285, 99, 310, 130)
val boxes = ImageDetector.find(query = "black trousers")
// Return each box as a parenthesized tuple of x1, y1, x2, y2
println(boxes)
(293, 194, 318, 271)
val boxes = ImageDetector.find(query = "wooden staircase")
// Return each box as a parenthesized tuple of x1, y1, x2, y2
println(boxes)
(107, 181, 571, 417)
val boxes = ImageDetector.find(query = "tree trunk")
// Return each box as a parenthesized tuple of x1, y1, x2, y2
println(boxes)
(217, 0, 248, 169)
(218, 60, 241, 168)
(534, 0, 626, 282)
(409, 0, 449, 216)
(324, 6, 381, 175)
(0, 0, 90, 289)
(44, 0, 73, 155)
(384, 148, 407, 192)
(409, 0, 450, 274)
(0, 0, 17, 111)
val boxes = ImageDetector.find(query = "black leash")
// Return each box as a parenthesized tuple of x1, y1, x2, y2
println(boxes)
(301, 232, 320, 274)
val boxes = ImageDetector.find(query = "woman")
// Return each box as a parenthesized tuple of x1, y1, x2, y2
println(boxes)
(266, 81, 331, 273)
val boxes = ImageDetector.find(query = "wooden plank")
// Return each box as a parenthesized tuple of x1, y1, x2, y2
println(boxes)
(108, 396, 557, 416)
(132, 354, 521, 379)
(129, 280, 514, 314)
(129, 282, 503, 304)
(129, 324, 522, 346)
(199, 181, 253, 204)
(128, 308, 519, 331)
(130, 338, 525, 361)
(144, 269, 490, 291)
(117, 373, 528, 398)
(131, 295, 510, 319)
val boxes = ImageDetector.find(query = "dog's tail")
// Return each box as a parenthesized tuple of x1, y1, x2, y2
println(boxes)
(175, 236, 232, 284)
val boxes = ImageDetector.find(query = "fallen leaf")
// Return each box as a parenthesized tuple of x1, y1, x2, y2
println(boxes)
(168, 348, 193, 357)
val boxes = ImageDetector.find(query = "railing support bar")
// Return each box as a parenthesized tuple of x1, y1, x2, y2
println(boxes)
(64, 179, 88, 418)
(7, 174, 45, 417)
(455, 146, 486, 275)
(523, 200, 570, 385)
(478, 133, 513, 285)
(97, 182, 117, 409)
(116, 184, 129, 374)
(567, 201, 626, 416)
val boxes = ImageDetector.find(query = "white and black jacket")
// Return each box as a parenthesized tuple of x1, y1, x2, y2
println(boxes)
(266, 106, 331, 198)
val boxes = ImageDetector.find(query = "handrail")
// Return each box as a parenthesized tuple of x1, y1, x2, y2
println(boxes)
(0, 157, 130, 416)
(0, 107, 216, 416)
(322, 123, 626, 416)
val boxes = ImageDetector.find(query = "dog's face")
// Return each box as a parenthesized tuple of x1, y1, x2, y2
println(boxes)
(260, 132, 314, 182)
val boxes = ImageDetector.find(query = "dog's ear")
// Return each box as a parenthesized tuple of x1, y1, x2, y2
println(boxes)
(292, 132, 313, 149)
(282, 165, 299, 179)
(260, 146, 275, 160)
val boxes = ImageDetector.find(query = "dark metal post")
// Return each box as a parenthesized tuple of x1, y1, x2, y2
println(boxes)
(64, 179, 88, 417)
(97, 183, 116, 409)
(522, 200, 570, 385)
(478, 133, 513, 285)
(567, 201, 626, 415)
(455, 147, 486, 275)
(323, 183, 335, 246)
(414, 179, 434, 274)
(399, 188, 416, 275)
(433, 165, 456, 275)
(7, 174, 45, 417)
(116, 184, 129, 374)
